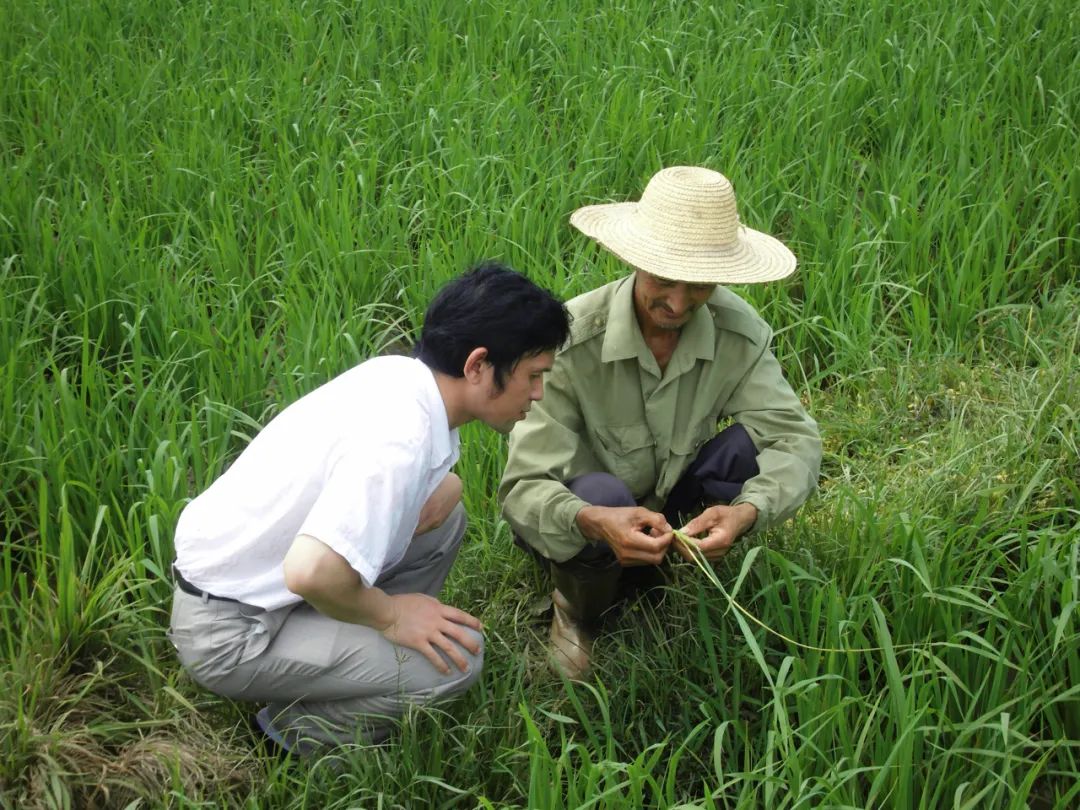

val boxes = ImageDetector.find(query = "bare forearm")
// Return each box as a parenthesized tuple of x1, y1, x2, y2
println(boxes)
(304, 578, 396, 630)
(283, 534, 394, 628)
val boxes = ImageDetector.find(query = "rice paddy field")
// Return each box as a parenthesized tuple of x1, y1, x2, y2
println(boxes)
(1, 0, 1078, 806)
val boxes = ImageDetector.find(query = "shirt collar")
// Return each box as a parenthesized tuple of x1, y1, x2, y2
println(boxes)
(418, 361, 459, 468)
(600, 275, 716, 366)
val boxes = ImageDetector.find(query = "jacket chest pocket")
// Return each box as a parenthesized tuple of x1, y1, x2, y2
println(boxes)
(592, 423, 657, 496)
(669, 418, 718, 459)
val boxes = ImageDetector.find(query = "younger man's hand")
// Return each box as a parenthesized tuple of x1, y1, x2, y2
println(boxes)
(380, 592, 482, 675)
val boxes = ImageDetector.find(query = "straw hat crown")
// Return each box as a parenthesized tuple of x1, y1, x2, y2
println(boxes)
(570, 166, 797, 284)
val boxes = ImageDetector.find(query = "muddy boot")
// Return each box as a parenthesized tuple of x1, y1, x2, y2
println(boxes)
(548, 561, 621, 680)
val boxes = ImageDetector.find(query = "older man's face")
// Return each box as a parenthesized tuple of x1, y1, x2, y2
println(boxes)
(632, 271, 715, 333)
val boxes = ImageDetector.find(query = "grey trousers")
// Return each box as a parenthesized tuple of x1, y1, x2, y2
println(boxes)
(168, 503, 483, 748)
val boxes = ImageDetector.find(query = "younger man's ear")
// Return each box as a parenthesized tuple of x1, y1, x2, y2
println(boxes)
(462, 347, 489, 383)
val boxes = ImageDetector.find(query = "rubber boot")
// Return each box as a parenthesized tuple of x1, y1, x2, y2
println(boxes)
(619, 562, 672, 603)
(548, 561, 621, 680)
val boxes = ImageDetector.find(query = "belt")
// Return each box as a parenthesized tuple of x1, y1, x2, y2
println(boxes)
(172, 565, 240, 603)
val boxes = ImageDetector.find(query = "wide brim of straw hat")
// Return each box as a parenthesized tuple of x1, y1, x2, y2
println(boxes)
(570, 170, 797, 285)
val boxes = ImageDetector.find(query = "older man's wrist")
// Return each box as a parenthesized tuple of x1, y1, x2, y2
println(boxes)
(734, 502, 759, 536)
(575, 505, 606, 542)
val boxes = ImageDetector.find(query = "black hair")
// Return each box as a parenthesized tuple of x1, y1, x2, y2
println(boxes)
(414, 261, 571, 389)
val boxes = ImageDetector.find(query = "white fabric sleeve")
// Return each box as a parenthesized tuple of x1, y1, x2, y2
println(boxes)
(297, 437, 426, 586)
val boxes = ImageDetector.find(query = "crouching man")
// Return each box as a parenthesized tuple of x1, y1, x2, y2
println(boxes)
(169, 262, 570, 753)
(499, 168, 822, 679)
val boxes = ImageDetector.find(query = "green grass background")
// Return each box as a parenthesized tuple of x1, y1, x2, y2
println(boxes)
(1, 0, 1078, 806)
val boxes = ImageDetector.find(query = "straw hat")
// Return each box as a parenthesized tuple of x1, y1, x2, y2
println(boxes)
(570, 166, 796, 284)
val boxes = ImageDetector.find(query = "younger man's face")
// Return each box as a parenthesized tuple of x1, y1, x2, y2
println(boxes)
(484, 351, 555, 434)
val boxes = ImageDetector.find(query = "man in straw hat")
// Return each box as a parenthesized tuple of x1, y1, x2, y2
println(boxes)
(498, 166, 822, 679)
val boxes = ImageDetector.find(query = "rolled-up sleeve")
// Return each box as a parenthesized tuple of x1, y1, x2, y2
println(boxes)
(723, 338, 822, 530)
(498, 361, 599, 562)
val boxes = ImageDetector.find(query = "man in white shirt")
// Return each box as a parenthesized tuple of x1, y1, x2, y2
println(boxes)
(169, 262, 570, 754)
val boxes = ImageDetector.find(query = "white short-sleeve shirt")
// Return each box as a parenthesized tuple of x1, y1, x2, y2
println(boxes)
(173, 356, 460, 610)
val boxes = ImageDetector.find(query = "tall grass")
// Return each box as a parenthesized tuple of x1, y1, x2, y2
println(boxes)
(1, 0, 1077, 806)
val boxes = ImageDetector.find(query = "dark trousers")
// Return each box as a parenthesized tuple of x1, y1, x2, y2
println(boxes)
(561, 423, 759, 570)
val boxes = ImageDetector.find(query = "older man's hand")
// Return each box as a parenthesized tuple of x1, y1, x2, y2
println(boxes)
(576, 505, 673, 566)
(677, 503, 758, 561)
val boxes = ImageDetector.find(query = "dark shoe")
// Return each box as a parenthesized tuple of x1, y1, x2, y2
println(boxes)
(252, 707, 319, 759)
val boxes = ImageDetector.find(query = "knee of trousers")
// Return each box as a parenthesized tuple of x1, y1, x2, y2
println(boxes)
(444, 627, 485, 694)
(568, 472, 635, 508)
(419, 501, 468, 559)
(446, 501, 468, 546)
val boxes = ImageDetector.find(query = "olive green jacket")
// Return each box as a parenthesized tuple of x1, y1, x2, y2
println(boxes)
(497, 275, 822, 562)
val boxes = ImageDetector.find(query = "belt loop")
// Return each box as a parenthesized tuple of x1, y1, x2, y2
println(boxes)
(201, 591, 209, 604)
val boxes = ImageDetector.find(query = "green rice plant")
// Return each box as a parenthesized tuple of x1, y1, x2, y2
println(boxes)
(1, 0, 1078, 805)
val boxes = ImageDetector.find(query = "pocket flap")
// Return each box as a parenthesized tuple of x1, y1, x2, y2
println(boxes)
(594, 423, 656, 454)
